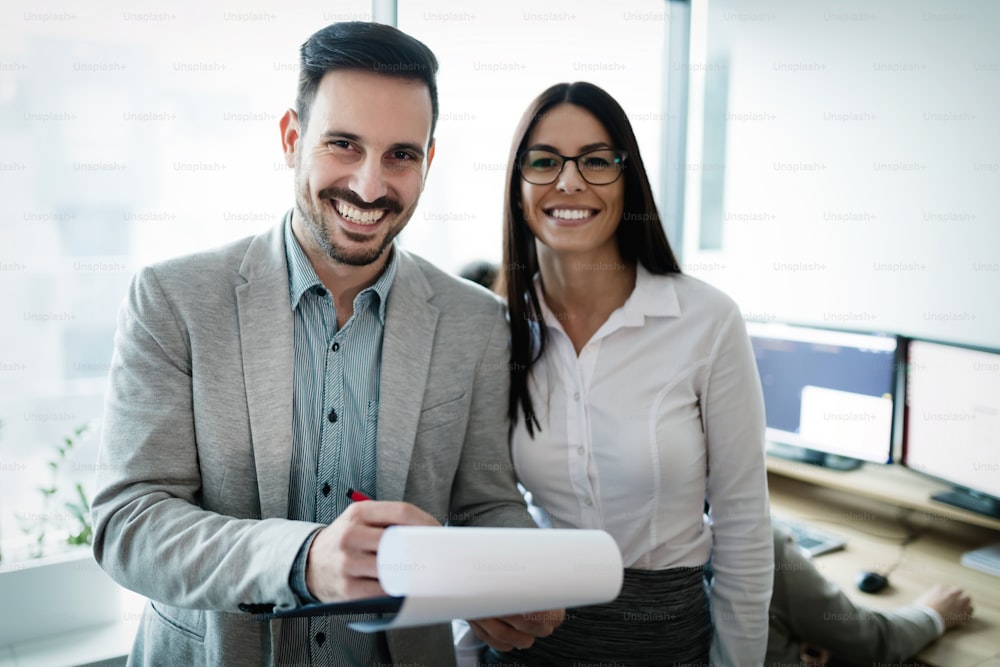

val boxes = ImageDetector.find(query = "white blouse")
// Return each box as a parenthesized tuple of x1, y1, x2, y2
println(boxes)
(511, 266, 773, 666)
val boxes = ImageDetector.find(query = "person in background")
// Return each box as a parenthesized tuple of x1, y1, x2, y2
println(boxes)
(458, 522, 974, 666)
(91, 21, 559, 666)
(767, 527, 974, 666)
(479, 80, 774, 666)
(458, 260, 499, 291)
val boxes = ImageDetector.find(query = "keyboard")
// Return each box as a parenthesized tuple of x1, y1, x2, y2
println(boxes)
(772, 515, 847, 557)
(960, 542, 1000, 577)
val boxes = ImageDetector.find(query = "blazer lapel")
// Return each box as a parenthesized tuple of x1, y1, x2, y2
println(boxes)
(377, 250, 438, 501)
(236, 222, 295, 520)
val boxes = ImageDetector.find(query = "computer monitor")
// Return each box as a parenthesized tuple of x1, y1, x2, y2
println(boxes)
(903, 339, 1000, 519)
(746, 322, 900, 470)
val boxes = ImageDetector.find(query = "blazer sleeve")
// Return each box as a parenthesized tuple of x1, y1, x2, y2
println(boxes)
(771, 530, 940, 665)
(704, 306, 774, 667)
(91, 266, 320, 613)
(446, 301, 536, 530)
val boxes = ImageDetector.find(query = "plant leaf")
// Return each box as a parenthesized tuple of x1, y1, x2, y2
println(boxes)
(65, 502, 86, 522)
(75, 483, 92, 512)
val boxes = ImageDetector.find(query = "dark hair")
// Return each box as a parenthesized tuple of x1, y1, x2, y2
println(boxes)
(458, 260, 499, 291)
(502, 82, 682, 436)
(296, 22, 439, 141)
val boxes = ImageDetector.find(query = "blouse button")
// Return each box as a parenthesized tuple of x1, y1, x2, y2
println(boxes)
(577, 446, 585, 455)
(584, 497, 593, 507)
(573, 392, 580, 401)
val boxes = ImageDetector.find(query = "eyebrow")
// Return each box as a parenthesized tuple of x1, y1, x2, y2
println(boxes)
(527, 142, 613, 154)
(319, 130, 426, 158)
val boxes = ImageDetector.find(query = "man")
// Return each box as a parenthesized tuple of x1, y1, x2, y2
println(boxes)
(92, 22, 559, 666)
(767, 528, 974, 666)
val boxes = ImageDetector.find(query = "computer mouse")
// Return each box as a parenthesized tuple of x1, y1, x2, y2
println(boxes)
(855, 571, 889, 594)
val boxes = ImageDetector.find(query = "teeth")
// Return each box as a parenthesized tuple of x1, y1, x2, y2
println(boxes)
(334, 201, 386, 225)
(549, 209, 593, 220)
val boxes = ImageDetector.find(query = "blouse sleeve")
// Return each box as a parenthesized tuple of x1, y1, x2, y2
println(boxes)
(702, 306, 774, 666)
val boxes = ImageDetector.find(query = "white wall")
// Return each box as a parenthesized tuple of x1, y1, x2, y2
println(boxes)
(682, 0, 1000, 349)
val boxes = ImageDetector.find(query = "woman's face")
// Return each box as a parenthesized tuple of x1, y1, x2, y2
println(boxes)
(519, 104, 625, 260)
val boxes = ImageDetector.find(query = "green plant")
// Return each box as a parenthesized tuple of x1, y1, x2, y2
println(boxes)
(20, 423, 94, 558)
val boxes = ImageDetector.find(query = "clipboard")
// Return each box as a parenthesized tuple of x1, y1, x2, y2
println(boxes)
(269, 596, 404, 619)
(264, 527, 623, 632)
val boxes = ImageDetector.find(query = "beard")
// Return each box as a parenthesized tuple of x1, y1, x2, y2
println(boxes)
(294, 170, 407, 267)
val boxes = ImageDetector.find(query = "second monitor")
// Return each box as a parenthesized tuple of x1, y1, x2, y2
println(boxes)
(903, 339, 1000, 519)
(746, 322, 901, 470)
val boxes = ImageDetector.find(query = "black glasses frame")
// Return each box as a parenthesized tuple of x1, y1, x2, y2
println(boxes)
(517, 148, 628, 185)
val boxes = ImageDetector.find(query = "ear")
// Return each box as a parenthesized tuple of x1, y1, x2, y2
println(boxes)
(279, 109, 300, 168)
(418, 140, 435, 188)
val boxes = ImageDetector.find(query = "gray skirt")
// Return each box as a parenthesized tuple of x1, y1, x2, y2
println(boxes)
(484, 565, 712, 667)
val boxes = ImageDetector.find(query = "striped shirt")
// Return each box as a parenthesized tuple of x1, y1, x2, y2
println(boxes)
(278, 213, 398, 666)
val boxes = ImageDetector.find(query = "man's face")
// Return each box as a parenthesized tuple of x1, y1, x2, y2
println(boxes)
(284, 69, 434, 267)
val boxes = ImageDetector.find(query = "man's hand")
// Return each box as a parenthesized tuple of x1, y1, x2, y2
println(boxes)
(305, 501, 439, 602)
(468, 609, 565, 652)
(915, 584, 974, 630)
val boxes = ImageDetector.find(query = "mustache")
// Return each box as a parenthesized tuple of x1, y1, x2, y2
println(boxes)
(319, 187, 403, 214)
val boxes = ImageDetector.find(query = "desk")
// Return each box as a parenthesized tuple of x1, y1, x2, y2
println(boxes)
(768, 464, 1000, 667)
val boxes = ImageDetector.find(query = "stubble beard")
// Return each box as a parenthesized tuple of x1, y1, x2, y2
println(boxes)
(293, 169, 407, 268)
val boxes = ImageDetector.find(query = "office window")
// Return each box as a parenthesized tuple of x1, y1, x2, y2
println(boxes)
(398, 0, 668, 272)
(0, 0, 378, 563)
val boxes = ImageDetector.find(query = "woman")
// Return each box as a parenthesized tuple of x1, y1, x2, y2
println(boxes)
(480, 82, 773, 666)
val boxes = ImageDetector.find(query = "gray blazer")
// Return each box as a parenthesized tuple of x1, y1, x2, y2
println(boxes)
(92, 220, 534, 666)
(767, 528, 939, 666)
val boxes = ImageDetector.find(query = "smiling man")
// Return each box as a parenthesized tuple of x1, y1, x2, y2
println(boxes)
(91, 22, 560, 667)
(285, 67, 427, 284)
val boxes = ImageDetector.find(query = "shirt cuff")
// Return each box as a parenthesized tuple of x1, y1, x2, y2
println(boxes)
(289, 529, 322, 604)
(915, 604, 946, 636)
(453, 619, 485, 667)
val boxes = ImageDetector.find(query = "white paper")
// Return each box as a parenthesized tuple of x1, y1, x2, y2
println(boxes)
(350, 526, 623, 631)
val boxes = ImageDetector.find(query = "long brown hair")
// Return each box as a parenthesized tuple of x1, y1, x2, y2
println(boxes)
(502, 82, 682, 436)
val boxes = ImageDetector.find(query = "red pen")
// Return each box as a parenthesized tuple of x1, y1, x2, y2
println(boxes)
(346, 488, 372, 502)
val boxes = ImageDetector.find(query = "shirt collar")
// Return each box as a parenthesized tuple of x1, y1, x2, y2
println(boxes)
(620, 263, 681, 323)
(283, 212, 398, 323)
(366, 246, 398, 323)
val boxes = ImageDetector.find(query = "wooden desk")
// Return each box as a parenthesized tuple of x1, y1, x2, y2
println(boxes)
(768, 463, 1000, 667)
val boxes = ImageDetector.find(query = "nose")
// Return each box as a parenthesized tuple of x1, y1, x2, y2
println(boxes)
(349, 154, 389, 204)
(556, 159, 587, 193)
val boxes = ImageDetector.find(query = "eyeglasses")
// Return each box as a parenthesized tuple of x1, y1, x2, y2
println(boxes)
(517, 148, 628, 186)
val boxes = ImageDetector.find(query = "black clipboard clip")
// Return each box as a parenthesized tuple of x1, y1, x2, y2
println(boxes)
(267, 596, 404, 619)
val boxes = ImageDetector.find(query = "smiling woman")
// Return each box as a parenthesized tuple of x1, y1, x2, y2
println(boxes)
(485, 81, 773, 667)
(518, 104, 626, 266)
